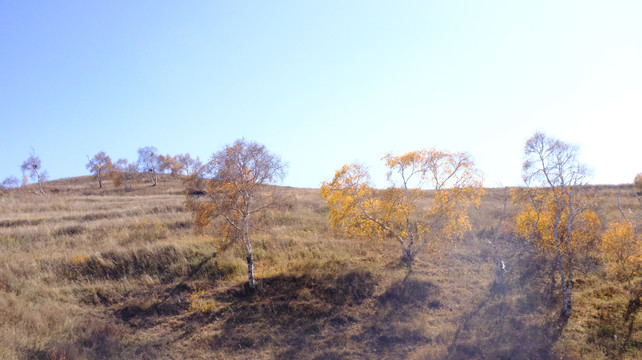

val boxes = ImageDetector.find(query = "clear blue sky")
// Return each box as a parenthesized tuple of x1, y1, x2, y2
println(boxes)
(1, 1, 641, 188)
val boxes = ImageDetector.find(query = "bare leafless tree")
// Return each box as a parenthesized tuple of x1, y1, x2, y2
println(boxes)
(1, 176, 20, 191)
(137, 146, 160, 186)
(20, 150, 47, 196)
(187, 139, 286, 290)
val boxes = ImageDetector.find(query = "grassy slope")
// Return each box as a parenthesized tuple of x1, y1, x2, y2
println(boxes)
(0, 176, 640, 359)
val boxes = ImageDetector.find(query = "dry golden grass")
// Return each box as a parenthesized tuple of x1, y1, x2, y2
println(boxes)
(0, 177, 640, 359)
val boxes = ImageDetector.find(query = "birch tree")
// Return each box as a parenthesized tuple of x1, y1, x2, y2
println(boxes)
(86, 151, 113, 188)
(600, 183, 642, 345)
(601, 184, 642, 296)
(158, 154, 185, 176)
(321, 149, 483, 268)
(176, 153, 201, 176)
(112, 159, 137, 192)
(21, 151, 47, 196)
(518, 132, 598, 318)
(137, 146, 160, 186)
(1, 176, 20, 191)
(187, 139, 286, 290)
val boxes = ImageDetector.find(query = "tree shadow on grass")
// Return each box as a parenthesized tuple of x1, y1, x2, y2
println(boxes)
(361, 277, 441, 356)
(203, 271, 378, 359)
(202, 272, 443, 359)
(113, 251, 219, 329)
(446, 269, 567, 360)
(584, 286, 642, 358)
(105, 262, 448, 359)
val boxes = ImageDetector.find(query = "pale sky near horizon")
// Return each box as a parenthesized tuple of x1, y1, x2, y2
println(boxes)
(1, 1, 641, 189)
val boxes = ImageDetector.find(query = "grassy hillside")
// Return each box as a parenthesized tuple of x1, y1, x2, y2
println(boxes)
(0, 176, 640, 359)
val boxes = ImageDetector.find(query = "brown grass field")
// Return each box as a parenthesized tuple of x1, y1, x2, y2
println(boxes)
(0, 175, 640, 359)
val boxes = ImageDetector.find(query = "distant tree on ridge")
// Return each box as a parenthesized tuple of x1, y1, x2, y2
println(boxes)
(137, 146, 160, 186)
(112, 158, 137, 192)
(86, 151, 113, 188)
(21, 150, 47, 196)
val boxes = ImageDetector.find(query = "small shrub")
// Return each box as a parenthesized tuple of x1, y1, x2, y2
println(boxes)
(596, 324, 616, 338)
(70, 254, 87, 265)
(189, 289, 216, 314)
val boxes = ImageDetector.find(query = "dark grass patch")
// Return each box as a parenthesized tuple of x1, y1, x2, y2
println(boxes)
(75, 286, 118, 306)
(21, 321, 126, 360)
(116, 293, 188, 328)
(62, 212, 122, 222)
(22, 342, 83, 360)
(379, 278, 440, 306)
(361, 278, 440, 355)
(223, 271, 378, 306)
(0, 218, 44, 227)
(52, 224, 86, 237)
(70, 246, 180, 280)
(61, 245, 211, 282)
(167, 219, 192, 230)
(201, 272, 378, 357)
(148, 205, 185, 214)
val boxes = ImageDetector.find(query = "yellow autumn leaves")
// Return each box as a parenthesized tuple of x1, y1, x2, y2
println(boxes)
(322, 147, 641, 283)
(602, 221, 641, 282)
(321, 149, 483, 265)
(514, 188, 601, 256)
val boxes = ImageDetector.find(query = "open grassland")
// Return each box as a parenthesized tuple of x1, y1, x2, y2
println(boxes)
(1, 176, 640, 359)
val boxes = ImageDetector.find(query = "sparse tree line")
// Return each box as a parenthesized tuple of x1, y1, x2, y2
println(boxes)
(188, 135, 642, 325)
(90, 147, 205, 191)
(1, 146, 204, 193)
(1, 135, 642, 323)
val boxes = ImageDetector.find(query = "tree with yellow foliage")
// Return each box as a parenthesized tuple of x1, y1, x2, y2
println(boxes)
(321, 149, 483, 267)
(175, 153, 201, 176)
(517, 132, 597, 318)
(601, 184, 642, 344)
(186, 139, 286, 290)
(86, 151, 113, 189)
(158, 154, 184, 177)
(111, 158, 137, 192)
(515, 187, 601, 262)
(601, 184, 641, 294)
(602, 222, 640, 286)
